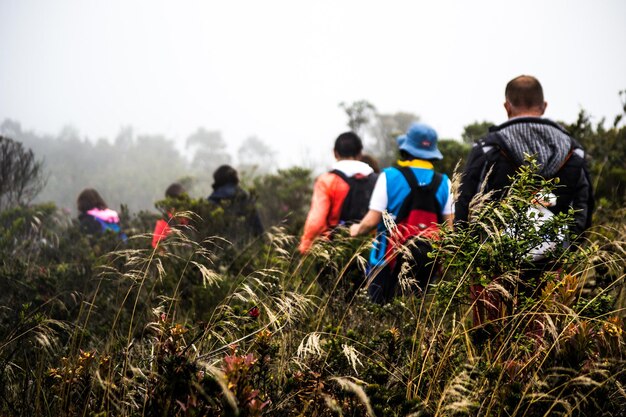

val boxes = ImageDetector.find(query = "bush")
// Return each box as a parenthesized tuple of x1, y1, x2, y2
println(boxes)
(0, 135, 45, 211)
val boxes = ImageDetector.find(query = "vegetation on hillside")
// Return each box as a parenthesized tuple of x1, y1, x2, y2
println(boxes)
(0, 99, 625, 416)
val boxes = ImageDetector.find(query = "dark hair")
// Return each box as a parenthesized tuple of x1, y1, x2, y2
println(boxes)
(399, 150, 417, 160)
(165, 182, 186, 199)
(334, 132, 363, 158)
(398, 149, 438, 162)
(360, 153, 381, 173)
(77, 188, 107, 213)
(505, 75, 544, 109)
(213, 165, 239, 189)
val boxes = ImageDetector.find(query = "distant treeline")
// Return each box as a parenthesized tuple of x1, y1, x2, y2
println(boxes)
(0, 119, 277, 213)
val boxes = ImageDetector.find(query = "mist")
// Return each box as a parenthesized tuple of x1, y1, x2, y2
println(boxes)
(0, 119, 283, 213)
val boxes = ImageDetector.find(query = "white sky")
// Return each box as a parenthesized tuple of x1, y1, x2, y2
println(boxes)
(1, 0, 625, 168)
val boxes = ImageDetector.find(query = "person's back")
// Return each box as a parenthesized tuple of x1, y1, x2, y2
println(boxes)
(152, 182, 188, 248)
(350, 123, 454, 303)
(299, 132, 375, 254)
(455, 75, 594, 330)
(77, 188, 125, 240)
(456, 75, 593, 237)
(208, 165, 264, 239)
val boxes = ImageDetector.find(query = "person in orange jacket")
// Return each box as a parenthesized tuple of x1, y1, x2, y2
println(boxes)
(152, 182, 188, 248)
(298, 132, 376, 254)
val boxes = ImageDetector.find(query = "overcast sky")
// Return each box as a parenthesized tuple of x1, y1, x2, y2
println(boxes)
(1, 0, 625, 167)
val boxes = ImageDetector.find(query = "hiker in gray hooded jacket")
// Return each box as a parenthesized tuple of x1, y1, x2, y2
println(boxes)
(455, 75, 594, 238)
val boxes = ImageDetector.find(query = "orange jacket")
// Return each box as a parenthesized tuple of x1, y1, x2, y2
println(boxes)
(152, 219, 171, 248)
(298, 172, 350, 254)
(151, 213, 188, 248)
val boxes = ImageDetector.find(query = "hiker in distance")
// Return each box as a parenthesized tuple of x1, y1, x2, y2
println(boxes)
(208, 164, 264, 239)
(152, 182, 189, 248)
(298, 132, 377, 254)
(77, 188, 127, 241)
(455, 75, 594, 241)
(350, 123, 454, 304)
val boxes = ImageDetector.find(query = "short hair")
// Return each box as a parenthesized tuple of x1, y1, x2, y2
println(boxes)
(213, 165, 239, 189)
(77, 188, 107, 213)
(398, 149, 439, 163)
(334, 132, 363, 158)
(505, 75, 544, 109)
(165, 183, 186, 199)
(399, 149, 415, 160)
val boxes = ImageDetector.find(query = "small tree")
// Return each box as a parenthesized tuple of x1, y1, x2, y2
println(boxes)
(339, 101, 423, 167)
(370, 111, 420, 167)
(0, 136, 45, 211)
(237, 136, 276, 175)
(565, 92, 626, 207)
(338, 100, 376, 136)
(435, 157, 579, 314)
(186, 128, 232, 174)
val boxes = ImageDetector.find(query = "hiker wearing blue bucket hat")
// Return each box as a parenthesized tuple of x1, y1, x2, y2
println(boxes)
(350, 122, 454, 304)
(397, 123, 444, 161)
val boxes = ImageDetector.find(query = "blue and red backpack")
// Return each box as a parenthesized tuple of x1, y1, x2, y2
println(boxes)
(383, 167, 443, 269)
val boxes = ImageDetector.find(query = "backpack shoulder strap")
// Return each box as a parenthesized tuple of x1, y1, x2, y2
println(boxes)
(330, 169, 352, 185)
(428, 172, 444, 193)
(396, 167, 444, 223)
(555, 144, 579, 174)
(474, 136, 514, 194)
(396, 167, 443, 192)
(553, 143, 594, 231)
(397, 166, 419, 190)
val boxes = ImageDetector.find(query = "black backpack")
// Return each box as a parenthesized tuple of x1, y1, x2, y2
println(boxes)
(476, 138, 594, 233)
(330, 169, 378, 224)
(395, 167, 444, 234)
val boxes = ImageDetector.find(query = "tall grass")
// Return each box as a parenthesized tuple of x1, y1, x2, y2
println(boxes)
(1, 166, 625, 416)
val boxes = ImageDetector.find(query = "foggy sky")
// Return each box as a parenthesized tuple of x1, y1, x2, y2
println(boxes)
(1, 0, 625, 168)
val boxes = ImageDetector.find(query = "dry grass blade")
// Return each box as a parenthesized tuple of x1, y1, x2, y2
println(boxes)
(341, 344, 363, 375)
(297, 332, 324, 359)
(435, 369, 478, 416)
(199, 362, 239, 414)
(331, 376, 375, 417)
(190, 261, 222, 287)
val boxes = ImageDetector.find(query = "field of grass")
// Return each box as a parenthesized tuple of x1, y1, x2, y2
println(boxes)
(1, 164, 625, 417)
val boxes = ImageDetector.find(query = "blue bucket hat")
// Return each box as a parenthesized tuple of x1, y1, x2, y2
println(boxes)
(397, 122, 443, 160)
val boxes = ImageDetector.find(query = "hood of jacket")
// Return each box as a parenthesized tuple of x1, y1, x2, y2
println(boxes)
(332, 159, 374, 177)
(491, 117, 573, 178)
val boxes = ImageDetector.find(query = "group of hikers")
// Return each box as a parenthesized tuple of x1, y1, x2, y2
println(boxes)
(76, 163, 263, 247)
(76, 75, 595, 308)
(300, 75, 593, 304)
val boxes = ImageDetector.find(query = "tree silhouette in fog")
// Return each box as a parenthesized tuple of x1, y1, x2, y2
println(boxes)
(0, 135, 45, 210)
(186, 128, 231, 175)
